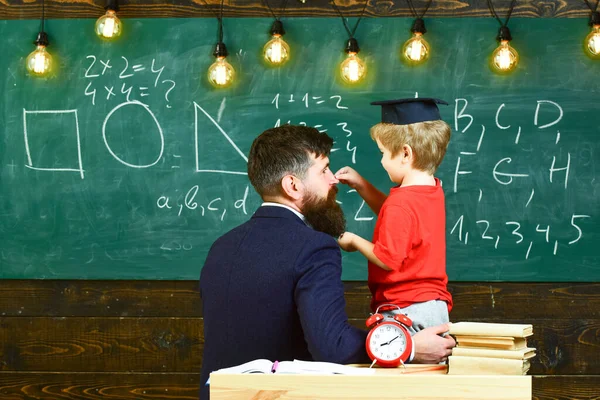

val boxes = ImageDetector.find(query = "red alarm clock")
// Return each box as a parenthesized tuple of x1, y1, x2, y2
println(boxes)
(365, 304, 413, 367)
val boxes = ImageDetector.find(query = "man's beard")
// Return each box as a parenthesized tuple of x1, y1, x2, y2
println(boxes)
(302, 186, 346, 238)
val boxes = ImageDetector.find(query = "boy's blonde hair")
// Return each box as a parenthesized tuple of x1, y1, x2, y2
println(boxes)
(370, 120, 451, 174)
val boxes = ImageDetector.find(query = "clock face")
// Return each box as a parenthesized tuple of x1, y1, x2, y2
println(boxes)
(367, 323, 408, 363)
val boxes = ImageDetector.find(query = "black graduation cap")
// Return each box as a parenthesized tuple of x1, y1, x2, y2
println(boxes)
(370, 98, 448, 125)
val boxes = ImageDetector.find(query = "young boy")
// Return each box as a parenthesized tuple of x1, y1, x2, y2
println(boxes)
(336, 98, 453, 334)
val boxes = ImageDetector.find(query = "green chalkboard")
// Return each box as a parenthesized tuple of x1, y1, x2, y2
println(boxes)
(0, 17, 598, 280)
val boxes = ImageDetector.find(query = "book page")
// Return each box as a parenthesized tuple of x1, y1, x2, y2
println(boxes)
(279, 360, 375, 375)
(449, 322, 533, 337)
(452, 347, 536, 360)
(211, 359, 274, 375)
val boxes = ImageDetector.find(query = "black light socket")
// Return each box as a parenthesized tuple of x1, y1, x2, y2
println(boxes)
(590, 11, 600, 26)
(105, 0, 119, 12)
(33, 31, 49, 46)
(213, 42, 229, 58)
(497, 26, 512, 42)
(270, 20, 285, 36)
(411, 18, 427, 34)
(345, 38, 360, 53)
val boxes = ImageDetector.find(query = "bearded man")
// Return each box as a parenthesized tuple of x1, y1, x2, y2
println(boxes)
(199, 125, 454, 399)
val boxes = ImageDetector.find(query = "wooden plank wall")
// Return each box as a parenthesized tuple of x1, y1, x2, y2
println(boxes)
(1, 1, 598, 398)
(0, 280, 599, 399)
(0, 0, 595, 20)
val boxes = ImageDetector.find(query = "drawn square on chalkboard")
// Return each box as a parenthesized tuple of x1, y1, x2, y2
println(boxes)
(22, 109, 84, 179)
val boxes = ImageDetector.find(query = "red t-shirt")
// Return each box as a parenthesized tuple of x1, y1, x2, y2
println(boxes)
(369, 178, 453, 313)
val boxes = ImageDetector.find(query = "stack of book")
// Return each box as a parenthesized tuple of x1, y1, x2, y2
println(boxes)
(447, 322, 535, 375)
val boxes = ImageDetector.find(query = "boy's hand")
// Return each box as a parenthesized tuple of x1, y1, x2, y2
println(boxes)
(337, 232, 358, 252)
(334, 166, 364, 190)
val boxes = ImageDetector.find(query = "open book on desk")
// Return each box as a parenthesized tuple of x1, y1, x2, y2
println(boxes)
(210, 359, 376, 377)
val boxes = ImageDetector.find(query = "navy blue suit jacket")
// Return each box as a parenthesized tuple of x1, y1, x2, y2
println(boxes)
(199, 206, 369, 399)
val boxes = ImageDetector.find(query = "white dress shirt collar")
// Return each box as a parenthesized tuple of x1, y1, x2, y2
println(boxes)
(261, 202, 305, 222)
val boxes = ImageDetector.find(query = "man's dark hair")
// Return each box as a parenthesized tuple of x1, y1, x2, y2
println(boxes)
(248, 125, 334, 198)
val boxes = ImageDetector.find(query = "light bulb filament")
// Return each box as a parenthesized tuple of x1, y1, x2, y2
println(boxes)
(402, 32, 430, 64)
(263, 34, 290, 66)
(496, 46, 512, 70)
(347, 56, 360, 82)
(409, 38, 423, 61)
(26, 45, 52, 77)
(215, 62, 228, 86)
(102, 16, 116, 38)
(490, 40, 518, 73)
(96, 9, 122, 40)
(339, 52, 366, 84)
(270, 37, 282, 63)
(33, 49, 47, 73)
(585, 25, 600, 58)
(208, 56, 235, 88)
(591, 34, 600, 53)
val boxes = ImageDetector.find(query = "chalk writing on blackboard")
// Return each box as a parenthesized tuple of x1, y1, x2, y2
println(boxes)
(84, 55, 175, 107)
(23, 108, 85, 179)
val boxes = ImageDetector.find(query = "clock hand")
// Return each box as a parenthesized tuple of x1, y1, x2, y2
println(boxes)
(387, 336, 400, 344)
(380, 335, 400, 346)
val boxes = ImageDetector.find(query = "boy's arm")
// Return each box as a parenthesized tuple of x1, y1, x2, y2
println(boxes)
(338, 232, 392, 271)
(335, 166, 387, 214)
(355, 180, 387, 215)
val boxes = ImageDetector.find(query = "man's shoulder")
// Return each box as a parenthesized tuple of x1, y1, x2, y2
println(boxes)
(214, 209, 337, 246)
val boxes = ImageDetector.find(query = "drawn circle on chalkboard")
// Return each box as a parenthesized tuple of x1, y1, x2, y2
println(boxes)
(102, 101, 165, 168)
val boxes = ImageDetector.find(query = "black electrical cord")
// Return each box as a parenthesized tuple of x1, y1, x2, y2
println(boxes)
(330, 0, 369, 39)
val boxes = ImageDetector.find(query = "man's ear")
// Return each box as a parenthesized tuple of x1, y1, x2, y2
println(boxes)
(280, 175, 303, 200)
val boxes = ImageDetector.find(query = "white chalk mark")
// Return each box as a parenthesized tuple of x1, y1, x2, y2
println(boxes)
(514, 126, 521, 144)
(194, 102, 248, 175)
(525, 189, 535, 207)
(23, 108, 85, 179)
(217, 98, 226, 123)
(477, 125, 485, 152)
(102, 101, 164, 168)
(535, 100, 563, 129)
(525, 242, 533, 259)
(354, 200, 374, 221)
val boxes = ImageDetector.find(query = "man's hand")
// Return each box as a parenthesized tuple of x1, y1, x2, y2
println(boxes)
(412, 323, 455, 364)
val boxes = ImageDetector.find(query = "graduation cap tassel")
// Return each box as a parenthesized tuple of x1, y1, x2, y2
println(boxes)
(330, 0, 369, 84)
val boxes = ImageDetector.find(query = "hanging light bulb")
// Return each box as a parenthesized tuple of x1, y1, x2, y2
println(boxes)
(26, 32, 52, 77)
(490, 26, 519, 74)
(584, 11, 600, 59)
(402, 18, 430, 65)
(208, 42, 235, 88)
(340, 38, 366, 84)
(263, 20, 290, 66)
(96, 0, 122, 40)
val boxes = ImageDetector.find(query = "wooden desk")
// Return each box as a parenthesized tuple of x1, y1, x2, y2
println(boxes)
(210, 365, 532, 399)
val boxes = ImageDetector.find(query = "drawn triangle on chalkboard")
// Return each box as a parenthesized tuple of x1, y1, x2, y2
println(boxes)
(193, 101, 248, 175)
